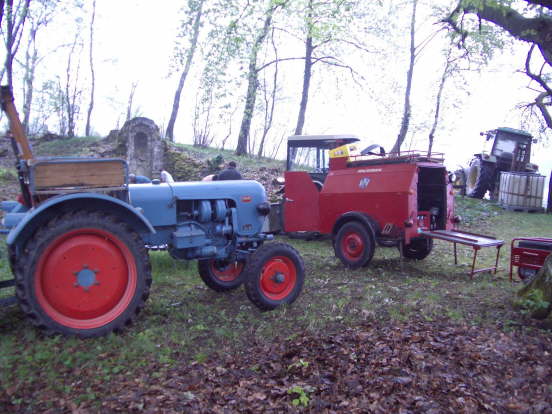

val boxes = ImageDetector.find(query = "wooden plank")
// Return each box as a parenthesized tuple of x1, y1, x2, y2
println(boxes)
(33, 160, 125, 189)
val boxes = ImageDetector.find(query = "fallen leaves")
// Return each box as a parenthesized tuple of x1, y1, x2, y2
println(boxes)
(2, 317, 551, 413)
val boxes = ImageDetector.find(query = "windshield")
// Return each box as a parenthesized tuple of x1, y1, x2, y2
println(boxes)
(288, 146, 329, 172)
(493, 137, 517, 157)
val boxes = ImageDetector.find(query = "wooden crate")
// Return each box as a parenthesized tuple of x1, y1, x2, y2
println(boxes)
(30, 158, 127, 193)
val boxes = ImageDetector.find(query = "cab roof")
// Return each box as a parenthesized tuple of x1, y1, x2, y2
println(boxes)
(287, 135, 360, 148)
(496, 127, 532, 138)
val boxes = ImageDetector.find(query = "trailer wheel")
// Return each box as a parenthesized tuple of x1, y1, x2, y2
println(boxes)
(244, 243, 304, 310)
(198, 259, 246, 292)
(15, 211, 151, 337)
(402, 237, 433, 260)
(334, 221, 375, 268)
(467, 159, 494, 199)
(518, 267, 538, 284)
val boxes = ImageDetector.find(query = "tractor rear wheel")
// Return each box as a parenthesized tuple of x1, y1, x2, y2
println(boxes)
(15, 211, 151, 337)
(402, 237, 433, 260)
(334, 221, 375, 268)
(467, 159, 495, 199)
(198, 258, 247, 292)
(244, 243, 304, 310)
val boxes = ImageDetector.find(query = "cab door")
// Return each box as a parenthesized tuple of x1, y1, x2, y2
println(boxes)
(283, 171, 320, 232)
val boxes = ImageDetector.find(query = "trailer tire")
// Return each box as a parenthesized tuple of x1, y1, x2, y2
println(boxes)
(467, 159, 494, 199)
(244, 243, 304, 311)
(198, 259, 247, 292)
(402, 237, 433, 260)
(15, 211, 151, 337)
(334, 221, 375, 268)
(518, 267, 538, 284)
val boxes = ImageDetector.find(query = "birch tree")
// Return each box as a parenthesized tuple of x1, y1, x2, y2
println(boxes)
(166, 0, 205, 141)
(2, 0, 31, 88)
(84, 0, 96, 137)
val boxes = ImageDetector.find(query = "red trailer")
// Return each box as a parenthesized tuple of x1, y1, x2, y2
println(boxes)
(510, 238, 552, 282)
(274, 135, 501, 274)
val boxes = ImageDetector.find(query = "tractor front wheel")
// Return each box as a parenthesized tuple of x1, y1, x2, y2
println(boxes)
(467, 159, 495, 199)
(198, 258, 247, 292)
(15, 211, 152, 337)
(244, 243, 305, 310)
(334, 221, 375, 268)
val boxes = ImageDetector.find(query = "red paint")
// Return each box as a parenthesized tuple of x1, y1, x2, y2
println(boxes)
(340, 230, 365, 261)
(34, 228, 137, 330)
(259, 256, 297, 301)
(283, 171, 320, 231)
(284, 156, 454, 244)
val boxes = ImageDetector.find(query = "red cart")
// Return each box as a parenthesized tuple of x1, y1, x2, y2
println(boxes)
(510, 237, 552, 282)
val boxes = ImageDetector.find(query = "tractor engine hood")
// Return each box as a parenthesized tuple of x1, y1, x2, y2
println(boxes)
(128, 180, 268, 234)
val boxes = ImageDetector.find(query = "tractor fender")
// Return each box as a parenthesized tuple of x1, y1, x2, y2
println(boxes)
(332, 212, 379, 239)
(6, 193, 155, 248)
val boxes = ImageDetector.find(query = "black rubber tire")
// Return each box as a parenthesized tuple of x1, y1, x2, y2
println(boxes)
(467, 159, 495, 199)
(14, 211, 152, 338)
(334, 221, 375, 269)
(402, 237, 434, 260)
(244, 242, 305, 311)
(198, 258, 247, 292)
(518, 267, 539, 284)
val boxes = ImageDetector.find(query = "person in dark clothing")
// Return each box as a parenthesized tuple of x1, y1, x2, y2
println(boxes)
(213, 161, 242, 181)
(129, 173, 152, 184)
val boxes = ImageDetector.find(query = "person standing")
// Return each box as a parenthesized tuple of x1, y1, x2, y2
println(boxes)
(213, 161, 242, 181)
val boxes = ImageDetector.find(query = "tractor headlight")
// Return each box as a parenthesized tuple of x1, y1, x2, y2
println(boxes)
(256, 202, 271, 216)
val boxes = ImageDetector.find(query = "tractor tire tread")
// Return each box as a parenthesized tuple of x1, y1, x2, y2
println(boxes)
(14, 210, 152, 337)
(244, 242, 305, 311)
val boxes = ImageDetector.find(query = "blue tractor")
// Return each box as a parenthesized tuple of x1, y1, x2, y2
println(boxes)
(0, 87, 305, 337)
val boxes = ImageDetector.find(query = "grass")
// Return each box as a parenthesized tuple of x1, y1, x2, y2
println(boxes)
(33, 136, 103, 157)
(0, 197, 551, 409)
(173, 142, 286, 171)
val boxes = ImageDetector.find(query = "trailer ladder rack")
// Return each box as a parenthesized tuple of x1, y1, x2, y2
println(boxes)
(419, 229, 504, 278)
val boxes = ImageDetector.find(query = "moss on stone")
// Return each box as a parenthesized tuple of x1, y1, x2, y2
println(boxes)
(516, 255, 552, 321)
(164, 149, 204, 181)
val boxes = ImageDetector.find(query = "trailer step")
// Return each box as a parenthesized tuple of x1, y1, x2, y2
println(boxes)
(420, 230, 504, 278)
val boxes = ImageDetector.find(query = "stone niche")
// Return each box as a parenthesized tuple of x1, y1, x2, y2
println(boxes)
(119, 117, 164, 178)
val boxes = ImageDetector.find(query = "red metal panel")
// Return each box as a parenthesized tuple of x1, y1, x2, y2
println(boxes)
(283, 171, 320, 232)
(319, 163, 417, 235)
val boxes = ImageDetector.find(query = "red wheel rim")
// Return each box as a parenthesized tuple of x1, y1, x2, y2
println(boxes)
(34, 228, 137, 330)
(259, 256, 297, 301)
(341, 231, 364, 261)
(210, 260, 244, 282)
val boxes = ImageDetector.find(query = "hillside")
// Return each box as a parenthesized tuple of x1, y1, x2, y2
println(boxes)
(0, 136, 287, 202)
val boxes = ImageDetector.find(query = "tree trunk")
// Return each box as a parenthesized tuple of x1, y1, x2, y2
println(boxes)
(22, 25, 37, 135)
(235, 7, 276, 156)
(4, 0, 30, 89)
(294, 35, 313, 136)
(391, 0, 417, 154)
(257, 29, 279, 158)
(546, 171, 552, 213)
(516, 254, 552, 328)
(126, 82, 138, 121)
(166, 0, 204, 141)
(85, 0, 96, 137)
(428, 47, 452, 156)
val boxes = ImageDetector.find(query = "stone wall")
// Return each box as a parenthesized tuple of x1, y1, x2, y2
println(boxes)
(118, 117, 164, 178)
